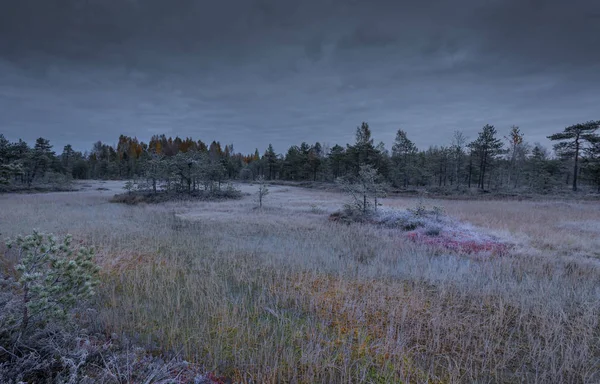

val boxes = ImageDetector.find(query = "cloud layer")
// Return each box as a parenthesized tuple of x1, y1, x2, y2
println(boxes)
(1, 0, 599, 153)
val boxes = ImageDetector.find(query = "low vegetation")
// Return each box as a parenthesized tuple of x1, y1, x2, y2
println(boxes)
(332, 190, 509, 257)
(1, 184, 599, 383)
(0, 231, 228, 383)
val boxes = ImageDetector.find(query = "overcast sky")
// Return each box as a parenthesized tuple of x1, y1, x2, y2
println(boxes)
(1, 0, 599, 155)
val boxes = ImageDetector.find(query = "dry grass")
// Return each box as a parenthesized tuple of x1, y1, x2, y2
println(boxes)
(1, 182, 600, 383)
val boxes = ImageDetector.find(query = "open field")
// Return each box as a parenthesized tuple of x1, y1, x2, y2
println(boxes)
(2, 181, 600, 383)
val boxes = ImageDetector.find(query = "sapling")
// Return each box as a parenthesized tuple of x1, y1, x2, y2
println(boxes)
(123, 180, 135, 194)
(336, 164, 386, 216)
(256, 175, 269, 209)
(5, 231, 100, 333)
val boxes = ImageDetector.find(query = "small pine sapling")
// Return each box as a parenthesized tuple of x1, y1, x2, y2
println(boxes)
(336, 164, 385, 216)
(256, 175, 269, 209)
(5, 231, 100, 333)
(123, 180, 135, 194)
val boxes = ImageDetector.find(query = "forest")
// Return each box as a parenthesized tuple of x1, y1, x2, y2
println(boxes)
(1, 120, 600, 194)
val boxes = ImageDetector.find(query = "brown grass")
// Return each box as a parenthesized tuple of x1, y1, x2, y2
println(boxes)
(1, 182, 600, 383)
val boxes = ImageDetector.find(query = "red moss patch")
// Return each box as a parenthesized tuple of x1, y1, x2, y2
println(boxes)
(406, 231, 509, 255)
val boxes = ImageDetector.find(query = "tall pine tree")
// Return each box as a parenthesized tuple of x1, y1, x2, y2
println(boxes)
(468, 125, 504, 190)
(548, 121, 599, 191)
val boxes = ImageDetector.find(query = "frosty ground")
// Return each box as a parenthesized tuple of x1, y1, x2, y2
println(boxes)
(1, 181, 599, 383)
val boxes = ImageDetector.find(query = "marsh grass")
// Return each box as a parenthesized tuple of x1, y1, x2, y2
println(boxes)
(1, 184, 600, 383)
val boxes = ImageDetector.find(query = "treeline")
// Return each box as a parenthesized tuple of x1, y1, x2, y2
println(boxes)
(197, 121, 600, 193)
(0, 137, 75, 190)
(1, 120, 599, 193)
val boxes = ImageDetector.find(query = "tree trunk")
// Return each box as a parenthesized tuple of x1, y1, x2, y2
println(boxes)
(478, 153, 484, 189)
(455, 154, 461, 190)
(468, 154, 473, 189)
(21, 286, 29, 332)
(438, 159, 443, 187)
(481, 152, 488, 190)
(573, 137, 580, 191)
(478, 156, 483, 189)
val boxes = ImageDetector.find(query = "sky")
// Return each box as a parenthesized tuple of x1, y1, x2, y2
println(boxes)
(1, 0, 599, 155)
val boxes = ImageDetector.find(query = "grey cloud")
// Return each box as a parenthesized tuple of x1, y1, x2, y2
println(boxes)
(0, 0, 599, 154)
(304, 35, 325, 62)
(336, 25, 399, 50)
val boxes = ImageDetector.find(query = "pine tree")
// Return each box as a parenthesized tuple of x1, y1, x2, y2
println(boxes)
(264, 144, 277, 180)
(349, 122, 377, 173)
(0, 134, 9, 163)
(505, 126, 524, 188)
(582, 135, 600, 192)
(468, 125, 504, 190)
(451, 131, 467, 189)
(5, 231, 100, 332)
(391, 129, 417, 188)
(337, 164, 386, 215)
(328, 145, 346, 179)
(548, 120, 600, 191)
(256, 175, 269, 208)
(61, 144, 75, 171)
(308, 142, 322, 181)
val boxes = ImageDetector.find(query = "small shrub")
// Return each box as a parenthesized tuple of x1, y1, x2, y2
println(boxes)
(431, 205, 445, 221)
(329, 205, 371, 224)
(123, 180, 135, 194)
(424, 225, 442, 236)
(111, 186, 242, 205)
(224, 182, 242, 198)
(406, 199, 425, 217)
(134, 179, 151, 192)
(309, 204, 326, 214)
(400, 216, 424, 231)
(3, 231, 100, 333)
(375, 210, 425, 231)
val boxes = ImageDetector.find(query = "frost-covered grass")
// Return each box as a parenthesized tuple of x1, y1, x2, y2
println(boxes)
(1, 182, 600, 383)
(374, 205, 510, 255)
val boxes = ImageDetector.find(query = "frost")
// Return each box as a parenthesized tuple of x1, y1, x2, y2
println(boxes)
(374, 206, 509, 255)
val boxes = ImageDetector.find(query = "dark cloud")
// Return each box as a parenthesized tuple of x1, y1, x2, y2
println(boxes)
(0, 0, 599, 154)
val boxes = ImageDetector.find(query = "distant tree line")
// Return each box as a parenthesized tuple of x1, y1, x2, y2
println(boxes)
(1, 120, 600, 193)
(244, 121, 600, 193)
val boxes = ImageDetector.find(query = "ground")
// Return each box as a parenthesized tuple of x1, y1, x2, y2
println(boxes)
(1, 180, 599, 383)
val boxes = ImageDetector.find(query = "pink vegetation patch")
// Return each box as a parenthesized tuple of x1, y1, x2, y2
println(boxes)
(406, 229, 509, 255)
